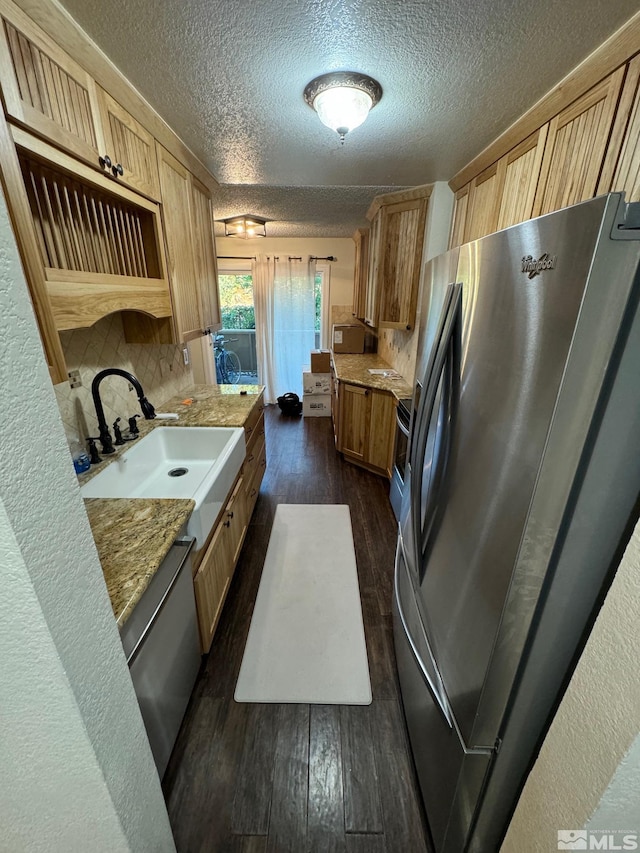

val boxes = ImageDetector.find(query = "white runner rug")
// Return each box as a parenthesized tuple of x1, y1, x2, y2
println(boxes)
(235, 504, 372, 705)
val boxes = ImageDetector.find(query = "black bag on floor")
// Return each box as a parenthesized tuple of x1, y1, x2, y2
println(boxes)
(277, 392, 302, 416)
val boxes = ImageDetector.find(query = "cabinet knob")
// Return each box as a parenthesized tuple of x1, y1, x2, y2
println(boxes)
(227, 510, 234, 519)
(112, 163, 124, 177)
(223, 519, 230, 528)
(99, 154, 112, 170)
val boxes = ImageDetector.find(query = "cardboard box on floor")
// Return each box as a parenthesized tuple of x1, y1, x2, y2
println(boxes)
(303, 394, 331, 417)
(303, 371, 331, 395)
(310, 350, 331, 372)
(332, 324, 365, 354)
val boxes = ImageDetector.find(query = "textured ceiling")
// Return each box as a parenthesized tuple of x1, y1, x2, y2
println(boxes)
(57, 0, 640, 236)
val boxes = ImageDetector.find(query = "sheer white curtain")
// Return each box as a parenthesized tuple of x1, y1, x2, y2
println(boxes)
(252, 255, 316, 403)
(252, 254, 277, 403)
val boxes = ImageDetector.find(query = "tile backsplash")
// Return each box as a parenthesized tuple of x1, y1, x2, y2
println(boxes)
(377, 326, 418, 386)
(54, 313, 194, 446)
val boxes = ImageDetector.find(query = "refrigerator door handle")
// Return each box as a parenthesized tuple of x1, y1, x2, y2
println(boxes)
(394, 548, 453, 728)
(411, 283, 463, 581)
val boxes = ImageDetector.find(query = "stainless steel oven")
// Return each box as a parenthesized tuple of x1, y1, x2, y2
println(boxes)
(390, 397, 411, 521)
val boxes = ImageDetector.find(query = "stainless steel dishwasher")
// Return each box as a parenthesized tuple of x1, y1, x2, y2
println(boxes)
(120, 536, 200, 777)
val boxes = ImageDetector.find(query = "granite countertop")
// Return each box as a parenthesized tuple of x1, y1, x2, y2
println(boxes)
(82, 383, 264, 626)
(85, 497, 195, 627)
(332, 353, 413, 399)
(157, 383, 264, 427)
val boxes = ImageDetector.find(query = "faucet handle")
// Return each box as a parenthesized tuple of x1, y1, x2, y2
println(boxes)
(113, 417, 124, 446)
(86, 437, 102, 465)
(128, 414, 140, 435)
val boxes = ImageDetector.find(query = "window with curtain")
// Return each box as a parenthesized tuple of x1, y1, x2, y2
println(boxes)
(272, 257, 317, 398)
(251, 255, 317, 402)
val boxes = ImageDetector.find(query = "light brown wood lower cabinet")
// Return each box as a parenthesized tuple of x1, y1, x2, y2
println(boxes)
(338, 382, 396, 477)
(194, 475, 247, 654)
(193, 397, 267, 654)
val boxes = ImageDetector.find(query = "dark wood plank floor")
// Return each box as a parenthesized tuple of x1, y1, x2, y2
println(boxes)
(163, 405, 431, 853)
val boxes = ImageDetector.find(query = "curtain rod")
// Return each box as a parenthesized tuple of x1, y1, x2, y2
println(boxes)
(219, 254, 337, 261)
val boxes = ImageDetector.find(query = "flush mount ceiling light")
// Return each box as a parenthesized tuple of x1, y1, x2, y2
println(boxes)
(221, 214, 267, 238)
(304, 71, 382, 143)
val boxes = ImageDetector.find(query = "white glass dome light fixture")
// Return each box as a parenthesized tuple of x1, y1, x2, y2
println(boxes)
(304, 72, 382, 143)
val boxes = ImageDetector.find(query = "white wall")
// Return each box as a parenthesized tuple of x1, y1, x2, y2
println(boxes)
(216, 235, 355, 311)
(502, 520, 640, 851)
(0, 184, 175, 850)
(378, 182, 454, 381)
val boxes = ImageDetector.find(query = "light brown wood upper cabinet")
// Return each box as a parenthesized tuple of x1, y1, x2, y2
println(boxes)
(532, 67, 625, 217)
(495, 125, 548, 230)
(157, 144, 221, 343)
(364, 185, 431, 330)
(599, 55, 640, 202)
(464, 162, 503, 243)
(377, 197, 429, 329)
(0, 1, 105, 165)
(449, 184, 470, 249)
(352, 226, 368, 321)
(189, 173, 221, 332)
(364, 209, 382, 327)
(96, 88, 160, 201)
(156, 143, 203, 342)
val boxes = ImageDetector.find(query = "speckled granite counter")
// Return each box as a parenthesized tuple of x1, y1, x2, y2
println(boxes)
(157, 383, 264, 427)
(81, 383, 264, 625)
(332, 353, 413, 398)
(85, 498, 194, 627)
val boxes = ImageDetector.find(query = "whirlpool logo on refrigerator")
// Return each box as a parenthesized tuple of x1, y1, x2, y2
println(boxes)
(521, 253, 557, 278)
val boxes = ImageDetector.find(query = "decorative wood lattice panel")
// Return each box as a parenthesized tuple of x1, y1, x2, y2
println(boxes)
(5, 21, 97, 150)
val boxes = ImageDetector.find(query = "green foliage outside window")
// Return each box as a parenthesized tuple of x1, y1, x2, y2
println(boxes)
(218, 271, 323, 331)
(218, 274, 255, 329)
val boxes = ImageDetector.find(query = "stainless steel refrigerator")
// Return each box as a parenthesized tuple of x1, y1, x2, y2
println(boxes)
(394, 193, 640, 853)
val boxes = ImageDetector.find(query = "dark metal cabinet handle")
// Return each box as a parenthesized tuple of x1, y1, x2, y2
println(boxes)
(112, 163, 124, 177)
(227, 511, 234, 519)
(99, 154, 112, 170)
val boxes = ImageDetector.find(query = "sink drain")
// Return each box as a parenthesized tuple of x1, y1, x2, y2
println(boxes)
(168, 467, 188, 477)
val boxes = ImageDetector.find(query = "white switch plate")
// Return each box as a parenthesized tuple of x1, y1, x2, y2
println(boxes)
(183, 346, 189, 366)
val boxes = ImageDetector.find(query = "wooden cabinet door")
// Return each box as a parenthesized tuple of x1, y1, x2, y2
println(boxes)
(366, 390, 396, 476)
(449, 184, 470, 248)
(496, 125, 548, 230)
(157, 143, 202, 342)
(532, 67, 625, 217)
(190, 174, 221, 332)
(364, 210, 382, 327)
(224, 476, 248, 567)
(378, 197, 428, 330)
(464, 163, 503, 243)
(97, 88, 160, 200)
(331, 373, 340, 448)
(598, 55, 640, 201)
(194, 517, 232, 653)
(339, 383, 369, 462)
(0, 4, 105, 165)
(352, 227, 368, 321)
